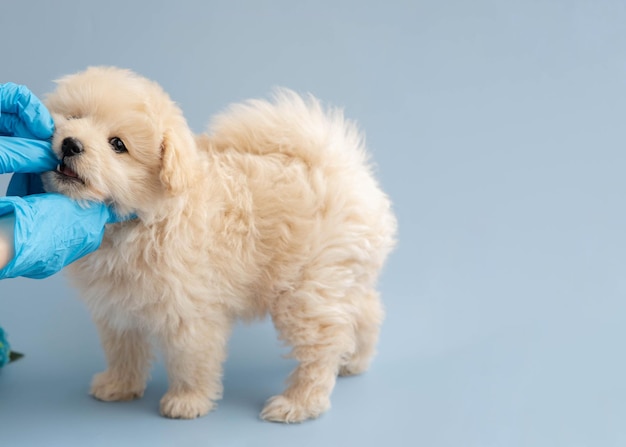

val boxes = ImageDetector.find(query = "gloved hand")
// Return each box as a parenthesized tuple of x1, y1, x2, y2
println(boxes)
(0, 82, 129, 279)
(0, 82, 57, 175)
(0, 194, 121, 279)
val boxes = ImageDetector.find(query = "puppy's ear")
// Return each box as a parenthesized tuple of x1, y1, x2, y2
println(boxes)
(160, 127, 197, 195)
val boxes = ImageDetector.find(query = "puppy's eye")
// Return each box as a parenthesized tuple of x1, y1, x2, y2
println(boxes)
(67, 115, 80, 120)
(110, 137, 128, 153)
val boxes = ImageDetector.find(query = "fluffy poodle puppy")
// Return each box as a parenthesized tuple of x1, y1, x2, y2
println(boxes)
(42, 66, 397, 422)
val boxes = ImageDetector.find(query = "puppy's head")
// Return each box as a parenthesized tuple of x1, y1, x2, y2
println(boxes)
(42, 66, 197, 217)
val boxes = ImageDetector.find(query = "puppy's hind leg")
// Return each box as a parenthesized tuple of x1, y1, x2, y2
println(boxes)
(90, 320, 153, 402)
(261, 284, 358, 423)
(339, 290, 383, 377)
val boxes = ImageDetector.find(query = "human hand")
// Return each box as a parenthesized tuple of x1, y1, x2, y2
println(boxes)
(0, 194, 125, 279)
(0, 82, 57, 175)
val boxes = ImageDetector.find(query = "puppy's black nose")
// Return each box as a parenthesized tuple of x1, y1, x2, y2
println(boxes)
(61, 137, 84, 157)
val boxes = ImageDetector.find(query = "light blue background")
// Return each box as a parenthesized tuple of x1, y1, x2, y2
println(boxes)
(1, 1, 626, 446)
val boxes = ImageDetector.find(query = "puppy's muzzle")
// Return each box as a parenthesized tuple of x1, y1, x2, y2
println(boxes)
(61, 137, 84, 157)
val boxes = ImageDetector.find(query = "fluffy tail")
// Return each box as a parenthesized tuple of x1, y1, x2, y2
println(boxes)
(208, 88, 370, 170)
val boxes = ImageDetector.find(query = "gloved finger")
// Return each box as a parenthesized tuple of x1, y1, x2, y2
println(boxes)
(106, 206, 137, 224)
(6, 173, 45, 196)
(0, 135, 58, 174)
(0, 83, 54, 139)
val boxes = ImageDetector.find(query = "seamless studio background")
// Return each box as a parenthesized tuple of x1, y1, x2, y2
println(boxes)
(1, 1, 626, 446)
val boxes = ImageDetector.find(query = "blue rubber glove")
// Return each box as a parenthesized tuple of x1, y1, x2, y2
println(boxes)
(0, 82, 57, 174)
(0, 194, 121, 279)
(0, 82, 55, 195)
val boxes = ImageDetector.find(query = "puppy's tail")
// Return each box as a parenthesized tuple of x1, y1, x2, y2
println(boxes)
(207, 88, 370, 169)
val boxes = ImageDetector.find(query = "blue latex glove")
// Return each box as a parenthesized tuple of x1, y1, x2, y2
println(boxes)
(0, 82, 128, 279)
(0, 194, 119, 279)
(0, 82, 55, 195)
(0, 82, 57, 174)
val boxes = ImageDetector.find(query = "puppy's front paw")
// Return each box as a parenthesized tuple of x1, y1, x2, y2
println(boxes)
(90, 371, 145, 402)
(159, 390, 214, 419)
(260, 394, 330, 423)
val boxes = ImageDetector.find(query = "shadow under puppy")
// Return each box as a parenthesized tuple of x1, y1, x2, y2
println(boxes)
(42, 66, 397, 423)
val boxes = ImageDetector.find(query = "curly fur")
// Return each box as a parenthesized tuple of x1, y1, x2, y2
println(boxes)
(42, 66, 397, 422)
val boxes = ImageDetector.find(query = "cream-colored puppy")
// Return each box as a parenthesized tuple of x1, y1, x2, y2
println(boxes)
(42, 66, 397, 423)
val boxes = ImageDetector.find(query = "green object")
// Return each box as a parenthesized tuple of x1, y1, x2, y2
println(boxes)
(0, 327, 23, 366)
(0, 326, 11, 366)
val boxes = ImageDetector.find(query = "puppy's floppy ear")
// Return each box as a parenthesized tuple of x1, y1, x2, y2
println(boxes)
(160, 127, 197, 195)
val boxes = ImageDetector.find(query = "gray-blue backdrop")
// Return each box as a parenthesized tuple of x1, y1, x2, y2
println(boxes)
(1, 1, 625, 446)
